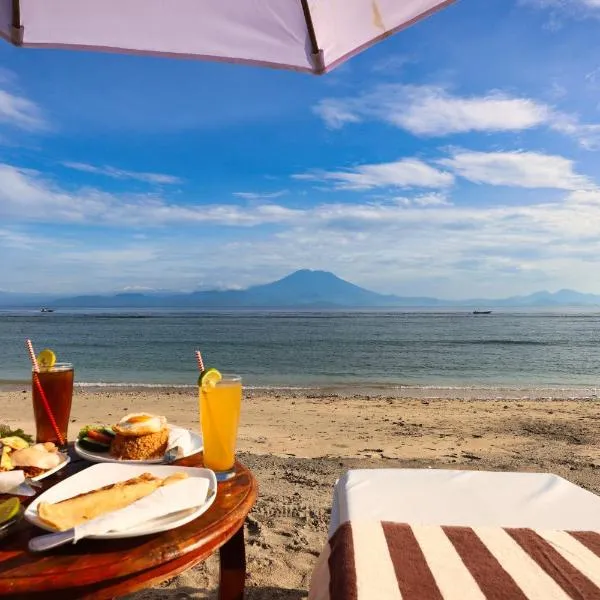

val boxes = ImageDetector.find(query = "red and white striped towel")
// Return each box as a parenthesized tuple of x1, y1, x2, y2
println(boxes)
(309, 521, 600, 600)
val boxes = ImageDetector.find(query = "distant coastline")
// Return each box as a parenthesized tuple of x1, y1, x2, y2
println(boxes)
(3, 270, 600, 309)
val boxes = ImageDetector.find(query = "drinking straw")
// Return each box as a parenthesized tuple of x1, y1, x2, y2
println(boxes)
(25, 339, 64, 446)
(195, 350, 205, 372)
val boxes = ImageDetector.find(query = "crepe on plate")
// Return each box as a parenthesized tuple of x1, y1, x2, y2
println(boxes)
(37, 471, 188, 531)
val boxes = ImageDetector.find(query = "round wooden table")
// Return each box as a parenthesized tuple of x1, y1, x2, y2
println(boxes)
(0, 448, 258, 599)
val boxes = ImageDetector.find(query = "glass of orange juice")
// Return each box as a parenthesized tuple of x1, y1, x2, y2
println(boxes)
(199, 373, 242, 480)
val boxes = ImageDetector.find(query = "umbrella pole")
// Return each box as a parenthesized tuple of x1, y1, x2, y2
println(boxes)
(11, 0, 23, 45)
(300, 0, 324, 74)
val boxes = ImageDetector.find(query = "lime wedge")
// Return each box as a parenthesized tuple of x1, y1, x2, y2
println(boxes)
(0, 498, 20, 527)
(37, 348, 56, 370)
(198, 368, 222, 389)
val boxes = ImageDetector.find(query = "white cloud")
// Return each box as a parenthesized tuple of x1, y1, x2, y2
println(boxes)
(2, 149, 593, 236)
(566, 188, 600, 204)
(0, 163, 302, 227)
(4, 158, 600, 296)
(585, 67, 600, 85)
(62, 162, 182, 185)
(392, 193, 452, 207)
(519, 0, 600, 32)
(0, 89, 47, 131)
(0, 228, 42, 249)
(314, 84, 549, 135)
(233, 191, 288, 200)
(370, 54, 414, 73)
(314, 83, 600, 149)
(412, 193, 452, 207)
(295, 159, 454, 190)
(59, 247, 157, 264)
(313, 100, 361, 129)
(519, 0, 600, 29)
(549, 114, 600, 150)
(382, 88, 548, 136)
(521, 0, 600, 11)
(438, 150, 594, 190)
(0, 160, 455, 233)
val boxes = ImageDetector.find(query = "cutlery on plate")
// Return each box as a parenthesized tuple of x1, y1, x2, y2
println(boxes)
(164, 446, 183, 463)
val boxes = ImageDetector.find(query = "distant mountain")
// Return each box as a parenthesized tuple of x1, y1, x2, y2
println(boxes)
(50, 270, 413, 309)
(499, 289, 600, 307)
(0, 291, 62, 307)
(2, 271, 600, 309)
(204, 269, 403, 307)
(457, 289, 600, 308)
(49, 292, 163, 309)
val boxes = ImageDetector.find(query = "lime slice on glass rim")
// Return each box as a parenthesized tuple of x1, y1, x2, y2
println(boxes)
(0, 498, 20, 527)
(198, 368, 222, 389)
(37, 348, 56, 370)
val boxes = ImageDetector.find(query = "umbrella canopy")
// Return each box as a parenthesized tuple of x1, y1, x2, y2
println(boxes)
(0, 0, 454, 74)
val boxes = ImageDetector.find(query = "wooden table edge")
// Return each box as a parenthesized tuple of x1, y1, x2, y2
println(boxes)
(0, 461, 258, 598)
(67, 480, 258, 600)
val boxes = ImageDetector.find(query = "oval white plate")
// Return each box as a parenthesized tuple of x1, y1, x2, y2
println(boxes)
(25, 463, 217, 539)
(74, 426, 202, 465)
(30, 453, 70, 481)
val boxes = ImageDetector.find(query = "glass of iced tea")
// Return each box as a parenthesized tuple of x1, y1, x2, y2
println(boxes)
(199, 373, 242, 480)
(32, 363, 74, 447)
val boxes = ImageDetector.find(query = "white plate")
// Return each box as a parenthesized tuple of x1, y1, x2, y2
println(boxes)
(74, 426, 202, 464)
(24, 463, 217, 539)
(30, 453, 70, 481)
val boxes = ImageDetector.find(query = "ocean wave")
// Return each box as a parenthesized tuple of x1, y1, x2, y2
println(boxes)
(70, 382, 600, 396)
(75, 382, 315, 391)
(439, 340, 558, 346)
(2, 379, 596, 398)
(76, 382, 194, 389)
(390, 384, 594, 391)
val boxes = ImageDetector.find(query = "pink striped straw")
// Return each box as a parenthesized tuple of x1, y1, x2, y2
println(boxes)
(195, 350, 205, 372)
(26, 339, 40, 373)
(26, 339, 65, 446)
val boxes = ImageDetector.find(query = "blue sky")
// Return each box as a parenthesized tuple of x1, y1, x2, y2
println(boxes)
(2, 0, 600, 298)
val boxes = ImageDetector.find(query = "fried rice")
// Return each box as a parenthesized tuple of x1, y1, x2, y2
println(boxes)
(110, 428, 169, 460)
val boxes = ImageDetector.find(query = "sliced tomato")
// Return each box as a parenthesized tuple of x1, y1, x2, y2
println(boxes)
(86, 429, 112, 445)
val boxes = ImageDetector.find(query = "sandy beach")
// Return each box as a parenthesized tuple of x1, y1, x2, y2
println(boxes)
(1, 386, 599, 599)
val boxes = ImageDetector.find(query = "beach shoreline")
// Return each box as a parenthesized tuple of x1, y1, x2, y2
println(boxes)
(2, 380, 600, 400)
(1, 387, 598, 599)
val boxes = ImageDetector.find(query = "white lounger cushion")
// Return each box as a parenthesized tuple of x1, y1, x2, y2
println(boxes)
(329, 469, 600, 538)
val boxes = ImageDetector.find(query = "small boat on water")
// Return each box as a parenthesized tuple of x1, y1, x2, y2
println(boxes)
(473, 310, 492, 315)
(40, 307, 55, 313)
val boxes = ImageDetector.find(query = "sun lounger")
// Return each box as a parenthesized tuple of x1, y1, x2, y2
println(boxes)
(310, 469, 600, 599)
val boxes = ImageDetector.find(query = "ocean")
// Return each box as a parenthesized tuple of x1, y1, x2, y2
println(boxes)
(1, 308, 600, 393)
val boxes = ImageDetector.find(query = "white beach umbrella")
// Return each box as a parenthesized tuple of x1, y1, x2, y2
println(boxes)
(0, 0, 455, 74)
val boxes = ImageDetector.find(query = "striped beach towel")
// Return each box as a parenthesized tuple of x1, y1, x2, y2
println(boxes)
(309, 521, 600, 599)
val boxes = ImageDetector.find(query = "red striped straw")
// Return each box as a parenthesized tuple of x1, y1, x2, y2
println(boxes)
(195, 350, 205, 372)
(26, 339, 64, 446)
